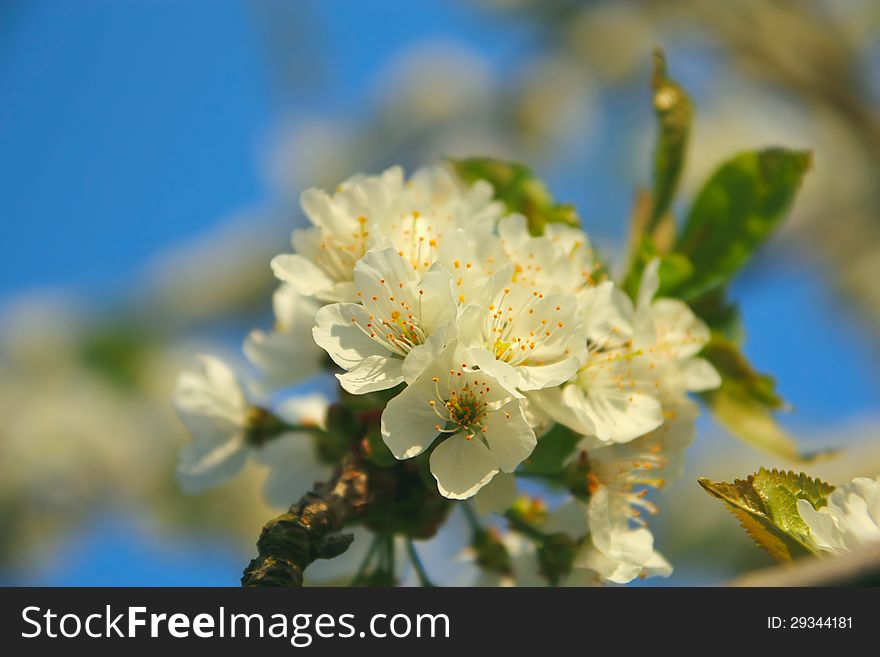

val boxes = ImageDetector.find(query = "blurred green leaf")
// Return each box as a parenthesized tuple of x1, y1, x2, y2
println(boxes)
(702, 336, 783, 409)
(669, 148, 812, 300)
(699, 468, 834, 562)
(450, 157, 579, 236)
(687, 288, 743, 342)
(649, 49, 692, 229)
(656, 252, 694, 296)
(624, 52, 692, 297)
(79, 326, 153, 390)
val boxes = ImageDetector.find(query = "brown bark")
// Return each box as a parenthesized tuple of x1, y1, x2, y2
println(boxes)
(241, 456, 370, 587)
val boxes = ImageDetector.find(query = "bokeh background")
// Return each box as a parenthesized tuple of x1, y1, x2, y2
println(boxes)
(2, 0, 879, 586)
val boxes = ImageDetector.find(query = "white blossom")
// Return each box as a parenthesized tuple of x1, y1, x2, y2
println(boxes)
(531, 279, 663, 443)
(533, 259, 718, 445)
(381, 340, 536, 499)
(569, 398, 699, 583)
(495, 214, 600, 300)
(173, 354, 327, 495)
(458, 264, 587, 393)
(173, 161, 731, 586)
(271, 166, 502, 302)
(576, 485, 672, 583)
(174, 355, 252, 492)
(244, 284, 324, 391)
(797, 475, 880, 555)
(632, 259, 721, 401)
(313, 247, 458, 394)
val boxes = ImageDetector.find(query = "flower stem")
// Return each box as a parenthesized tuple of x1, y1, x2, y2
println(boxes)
(504, 510, 547, 543)
(282, 423, 332, 437)
(460, 501, 483, 534)
(407, 539, 436, 587)
(350, 532, 382, 586)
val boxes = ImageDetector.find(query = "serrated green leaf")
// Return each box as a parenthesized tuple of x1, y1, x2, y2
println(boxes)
(751, 468, 834, 546)
(667, 148, 812, 300)
(701, 478, 798, 563)
(449, 157, 579, 236)
(649, 49, 692, 229)
(519, 424, 580, 476)
(699, 469, 834, 562)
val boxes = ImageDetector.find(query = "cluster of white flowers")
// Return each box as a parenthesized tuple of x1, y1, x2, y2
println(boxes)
(173, 165, 721, 584)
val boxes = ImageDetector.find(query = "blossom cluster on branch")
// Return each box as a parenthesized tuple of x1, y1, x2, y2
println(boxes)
(171, 53, 824, 586)
(173, 162, 722, 585)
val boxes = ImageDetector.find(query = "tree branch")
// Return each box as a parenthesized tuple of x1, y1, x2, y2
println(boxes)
(241, 456, 370, 587)
(728, 543, 880, 587)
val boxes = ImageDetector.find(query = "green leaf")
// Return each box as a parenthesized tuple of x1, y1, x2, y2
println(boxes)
(79, 325, 153, 390)
(624, 237, 694, 300)
(698, 336, 830, 462)
(686, 288, 743, 342)
(519, 424, 580, 476)
(449, 157, 579, 236)
(750, 469, 834, 545)
(699, 468, 834, 561)
(623, 52, 692, 298)
(699, 477, 805, 562)
(648, 49, 692, 229)
(668, 148, 812, 300)
(702, 336, 783, 410)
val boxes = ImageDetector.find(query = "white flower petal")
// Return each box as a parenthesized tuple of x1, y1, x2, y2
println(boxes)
(402, 320, 457, 383)
(176, 432, 248, 494)
(337, 355, 404, 394)
(576, 371, 663, 444)
(473, 472, 517, 515)
(467, 347, 522, 397)
(380, 383, 442, 459)
(256, 433, 330, 509)
(679, 357, 721, 392)
(649, 298, 711, 359)
(480, 400, 537, 472)
(243, 329, 321, 391)
(429, 433, 500, 500)
(417, 266, 458, 332)
(528, 385, 596, 436)
(173, 355, 250, 448)
(636, 258, 661, 311)
(641, 549, 673, 579)
(577, 486, 670, 583)
(172, 355, 254, 493)
(312, 303, 389, 369)
(274, 392, 330, 428)
(798, 499, 844, 553)
(270, 253, 334, 297)
(516, 357, 581, 391)
(578, 281, 634, 344)
(798, 475, 880, 554)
